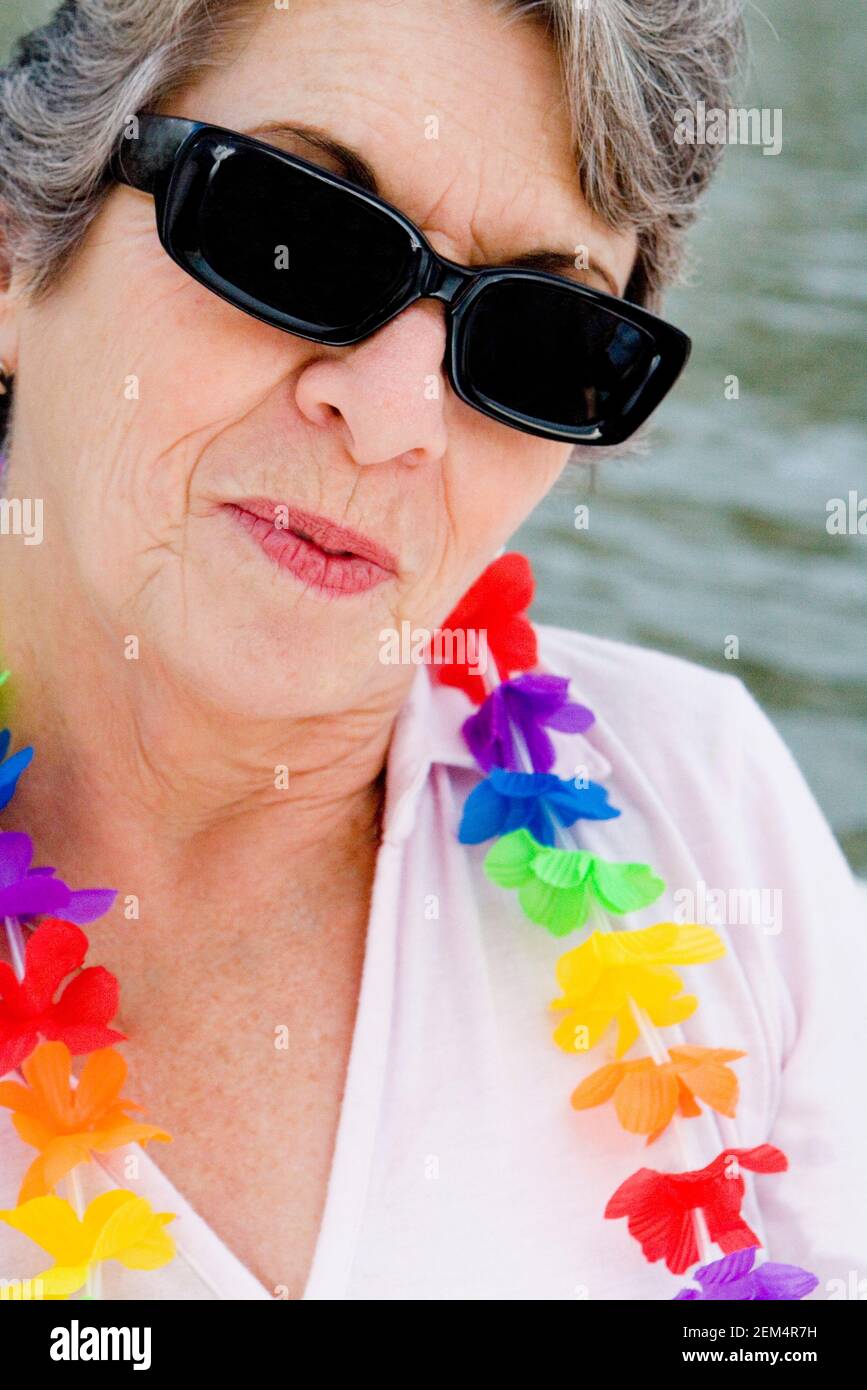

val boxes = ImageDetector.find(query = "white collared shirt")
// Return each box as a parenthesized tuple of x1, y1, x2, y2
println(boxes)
(2, 624, 865, 1300)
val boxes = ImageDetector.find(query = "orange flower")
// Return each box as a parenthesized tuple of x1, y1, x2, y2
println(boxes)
(0, 1041, 171, 1202)
(570, 1045, 745, 1144)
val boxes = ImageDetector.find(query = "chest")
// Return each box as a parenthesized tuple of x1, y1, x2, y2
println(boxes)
(109, 909, 370, 1299)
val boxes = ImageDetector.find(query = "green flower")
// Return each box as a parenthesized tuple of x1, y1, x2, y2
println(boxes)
(483, 828, 665, 936)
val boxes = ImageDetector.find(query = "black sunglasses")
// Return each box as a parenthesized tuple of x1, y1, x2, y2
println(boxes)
(111, 115, 691, 446)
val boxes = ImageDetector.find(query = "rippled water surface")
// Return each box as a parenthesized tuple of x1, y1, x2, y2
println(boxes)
(518, 0, 867, 870)
(3, 1, 865, 868)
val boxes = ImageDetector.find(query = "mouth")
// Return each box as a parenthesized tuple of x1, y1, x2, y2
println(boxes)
(225, 497, 398, 596)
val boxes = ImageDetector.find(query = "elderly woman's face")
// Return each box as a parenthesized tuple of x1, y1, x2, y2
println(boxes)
(8, 0, 635, 717)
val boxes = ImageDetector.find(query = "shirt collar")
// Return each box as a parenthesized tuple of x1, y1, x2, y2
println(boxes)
(381, 663, 471, 843)
(381, 644, 612, 845)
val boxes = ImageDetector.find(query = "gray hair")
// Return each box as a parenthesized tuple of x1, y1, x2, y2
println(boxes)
(0, 0, 746, 437)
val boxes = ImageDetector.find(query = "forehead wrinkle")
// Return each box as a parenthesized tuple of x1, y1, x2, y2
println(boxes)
(242, 65, 629, 290)
(382, 98, 626, 290)
(414, 164, 487, 264)
(414, 144, 615, 291)
(317, 49, 588, 257)
(468, 141, 630, 292)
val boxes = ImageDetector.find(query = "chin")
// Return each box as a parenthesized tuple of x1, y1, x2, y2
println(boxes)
(156, 598, 396, 721)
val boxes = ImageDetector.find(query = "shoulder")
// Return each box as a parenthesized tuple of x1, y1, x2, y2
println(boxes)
(530, 623, 852, 884)
(535, 620, 744, 708)
(533, 621, 754, 781)
(532, 622, 860, 912)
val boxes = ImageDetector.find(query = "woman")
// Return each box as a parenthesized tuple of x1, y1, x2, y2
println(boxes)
(0, 0, 863, 1302)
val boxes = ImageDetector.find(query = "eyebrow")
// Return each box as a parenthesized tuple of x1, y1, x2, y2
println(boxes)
(249, 121, 621, 297)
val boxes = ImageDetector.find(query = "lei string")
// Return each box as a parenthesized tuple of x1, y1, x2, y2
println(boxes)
(435, 554, 819, 1300)
(0, 702, 176, 1300)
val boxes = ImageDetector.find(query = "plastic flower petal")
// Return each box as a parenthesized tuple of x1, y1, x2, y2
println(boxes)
(432, 552, 538, 704)
(604, 1144, 788, 1273)
(0, 832, 69, 917)
(0, 1190, 176, 1298)
(0, 829, 115, 922)
(0, 918, 125, 1075)
(0, 729, 33, 811)
(463, 675, 595, 773)
(52, 887, 118, 926)
(0, 1040, 172, 1202)
(570, 1046, 746, 1142)
(551, 922, 726, 1054)
(674, 1246, 819, 1300)
(484, 828, 664, 936)
(458, 768, 619, 846)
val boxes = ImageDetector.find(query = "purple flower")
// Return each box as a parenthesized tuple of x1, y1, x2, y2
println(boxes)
(0, 831, 116, 924)
(674, 1248, 819, 1301)
(462, 674, 594, 774)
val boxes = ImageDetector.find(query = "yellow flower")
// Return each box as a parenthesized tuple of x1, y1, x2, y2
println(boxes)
(0, 1190, 176, 1298)
(551, 922, 725, 1057)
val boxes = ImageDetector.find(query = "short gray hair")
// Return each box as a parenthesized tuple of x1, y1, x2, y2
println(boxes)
(0, 0, 745, 436)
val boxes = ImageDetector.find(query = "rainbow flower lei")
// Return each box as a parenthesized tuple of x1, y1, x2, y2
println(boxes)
(0, 556, 821, 1300)
(435, 552, 819, 1300)
(0, 668, 175, 1299)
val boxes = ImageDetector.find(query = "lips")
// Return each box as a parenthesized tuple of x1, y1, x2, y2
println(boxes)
(226, 497, 397, 596)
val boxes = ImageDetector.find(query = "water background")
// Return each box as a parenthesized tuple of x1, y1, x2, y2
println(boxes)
(2, 0, 865, 869)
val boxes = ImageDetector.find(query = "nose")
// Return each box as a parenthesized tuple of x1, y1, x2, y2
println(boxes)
(293, 301, 450, 467)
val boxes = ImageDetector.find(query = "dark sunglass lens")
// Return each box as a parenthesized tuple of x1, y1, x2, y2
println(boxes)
(190, 144, 417, 333)
(461, 279, 658, 434)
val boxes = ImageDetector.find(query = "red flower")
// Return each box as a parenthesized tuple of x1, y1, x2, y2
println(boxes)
(604, 1145, 788, 1274)
(0, 919, 124, 1075)
(434, 553, 538, 704)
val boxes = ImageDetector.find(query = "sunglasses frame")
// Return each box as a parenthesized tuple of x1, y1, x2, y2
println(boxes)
(112, 114, 691, 446)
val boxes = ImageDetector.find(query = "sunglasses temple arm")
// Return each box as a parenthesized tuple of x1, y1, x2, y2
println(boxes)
(110, 114, 203, 193)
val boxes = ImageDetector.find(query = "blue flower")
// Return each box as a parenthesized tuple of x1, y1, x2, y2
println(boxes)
(458, 767, 619, 846)
(0, 728, 33, 811)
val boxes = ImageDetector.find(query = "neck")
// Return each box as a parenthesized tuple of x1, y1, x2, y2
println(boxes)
(0, 572, 408, 942)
